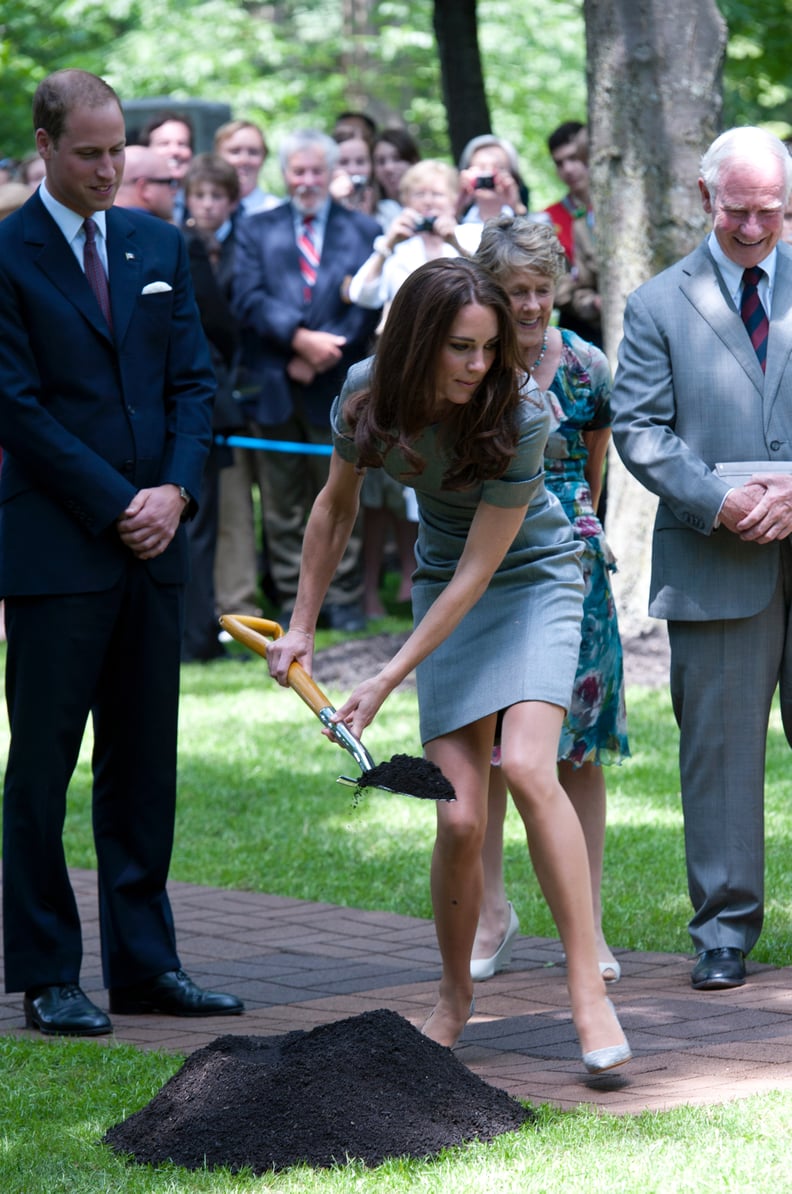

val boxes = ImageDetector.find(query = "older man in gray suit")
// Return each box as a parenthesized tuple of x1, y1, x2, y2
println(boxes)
(612, 127, 792, 990)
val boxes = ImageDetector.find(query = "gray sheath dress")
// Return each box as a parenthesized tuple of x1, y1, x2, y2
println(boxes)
(332, 360, 584, 745)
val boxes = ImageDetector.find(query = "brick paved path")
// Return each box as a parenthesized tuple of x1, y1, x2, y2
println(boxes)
(2, 868, 792, 1113)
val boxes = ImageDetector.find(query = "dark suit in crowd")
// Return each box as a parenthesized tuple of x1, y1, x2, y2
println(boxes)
(182, 227, 243, 660)
(232, 132, 380, 625)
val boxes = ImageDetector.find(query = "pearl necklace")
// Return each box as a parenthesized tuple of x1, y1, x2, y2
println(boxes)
(529, 332, 548, 373)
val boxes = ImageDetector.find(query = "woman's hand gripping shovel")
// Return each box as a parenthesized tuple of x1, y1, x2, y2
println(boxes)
(218, 616, 455, 802)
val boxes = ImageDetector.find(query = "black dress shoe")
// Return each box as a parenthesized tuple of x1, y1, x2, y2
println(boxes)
(109, 969, 244, 1016)
(319, 602, 367, 632)
(24, 984, 112, 1036)
(691, 947, 746, 989)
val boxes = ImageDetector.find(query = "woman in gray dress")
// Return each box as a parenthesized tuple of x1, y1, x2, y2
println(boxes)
(267, 258, 631, 1073)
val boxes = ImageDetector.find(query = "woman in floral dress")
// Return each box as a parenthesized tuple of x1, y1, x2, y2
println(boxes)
(472, 217, 630, 983)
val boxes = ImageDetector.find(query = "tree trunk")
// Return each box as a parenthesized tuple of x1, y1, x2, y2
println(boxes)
(433, 0, 491, 160)
(340, 0, 376, 110)
(584, 0, 727, 637)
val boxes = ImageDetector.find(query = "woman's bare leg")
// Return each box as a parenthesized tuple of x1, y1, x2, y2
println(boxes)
(558, 759, 618, 977)
(471, 767, 511, 959)
(477, 757, 618, 975)
(501, 702, 627, 1058)
(421, 716, 495, 1047)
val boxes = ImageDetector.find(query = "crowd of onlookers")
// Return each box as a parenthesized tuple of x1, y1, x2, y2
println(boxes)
(0, 112, 598, 657)
(6, 113, 792, 658)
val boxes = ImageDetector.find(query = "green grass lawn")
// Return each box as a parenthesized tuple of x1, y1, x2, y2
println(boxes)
(3, 1035, 792, 1194)
(2, 626, 792, 1192)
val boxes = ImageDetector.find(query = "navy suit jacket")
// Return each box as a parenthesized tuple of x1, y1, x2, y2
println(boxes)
(232, 200, 381, 426)
(0, 194, 215, 597)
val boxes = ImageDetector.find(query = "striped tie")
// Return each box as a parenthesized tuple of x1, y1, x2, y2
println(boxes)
(740, 265, 768, 372)
(297, 216, 319, 303)
(83, 218, 113, 331)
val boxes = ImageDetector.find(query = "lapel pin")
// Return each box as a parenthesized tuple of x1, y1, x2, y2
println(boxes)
(125, 252, 135, 261)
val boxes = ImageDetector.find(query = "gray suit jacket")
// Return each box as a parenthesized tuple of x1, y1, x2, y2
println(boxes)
(611, 239, 792, 621)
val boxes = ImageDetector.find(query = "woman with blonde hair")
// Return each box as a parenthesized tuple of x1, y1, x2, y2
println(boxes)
(348, 160, 481, 313)
(214, 119, 280, 216)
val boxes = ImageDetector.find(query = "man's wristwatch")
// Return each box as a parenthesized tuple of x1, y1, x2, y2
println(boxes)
(178, 486, 190, 505)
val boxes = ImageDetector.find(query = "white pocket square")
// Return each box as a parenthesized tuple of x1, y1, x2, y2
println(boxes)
(141, 281, 173, 295)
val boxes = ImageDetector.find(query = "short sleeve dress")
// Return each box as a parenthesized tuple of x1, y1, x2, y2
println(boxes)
(332, 360, 584, 744)
(543, 329, 630, 766)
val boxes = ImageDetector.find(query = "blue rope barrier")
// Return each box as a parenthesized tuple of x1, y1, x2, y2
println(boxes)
(215, 434, 332, 456)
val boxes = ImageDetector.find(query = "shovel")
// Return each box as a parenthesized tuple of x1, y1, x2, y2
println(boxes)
(218, 615, 455, 802)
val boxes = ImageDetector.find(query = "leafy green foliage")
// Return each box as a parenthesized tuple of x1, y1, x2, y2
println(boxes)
(4, 1, 792, 201)
(0, 0, 137, 156)
(0, 0, 585, 205)
(719, 0, 792, 135)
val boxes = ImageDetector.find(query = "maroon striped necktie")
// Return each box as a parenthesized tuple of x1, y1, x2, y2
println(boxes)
(83, 218, 113, 331)
(297, 215, 319, 303)
(740, 265, 768, 372)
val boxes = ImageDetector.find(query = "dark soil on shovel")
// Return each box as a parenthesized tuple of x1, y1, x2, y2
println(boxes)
(104, 1009, 533, 1174)
(356, 752, 456, 801)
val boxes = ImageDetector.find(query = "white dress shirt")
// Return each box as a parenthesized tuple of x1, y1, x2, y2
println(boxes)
(38, 179, 109, 275)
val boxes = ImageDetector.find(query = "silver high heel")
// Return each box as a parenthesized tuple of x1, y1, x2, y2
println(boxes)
(582, 998, 632, 1075)
(470, 902, 519, 981)
(599, 958, 621, 983)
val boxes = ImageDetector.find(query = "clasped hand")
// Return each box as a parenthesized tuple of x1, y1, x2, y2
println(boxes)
(720, 474, 792, 543)
(116, 484, 184, 559)
(290, 328, 347, 372)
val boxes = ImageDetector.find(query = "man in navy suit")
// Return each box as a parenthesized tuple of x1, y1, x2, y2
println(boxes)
(0, 69, 243, 1034)
(233, 130, 381, 630)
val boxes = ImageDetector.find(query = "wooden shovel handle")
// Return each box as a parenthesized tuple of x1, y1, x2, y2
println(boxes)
(218, 614, 335, 718)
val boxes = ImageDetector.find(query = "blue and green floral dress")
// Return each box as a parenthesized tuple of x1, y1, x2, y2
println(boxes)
(543, 329, 630, 766)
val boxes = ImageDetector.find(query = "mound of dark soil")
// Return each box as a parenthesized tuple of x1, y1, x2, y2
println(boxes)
(104, 1009, 533, 1174)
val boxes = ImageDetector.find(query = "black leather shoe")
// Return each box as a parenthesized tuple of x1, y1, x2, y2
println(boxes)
(691, 947, 746, 989)
(109, 969, 244, 1016)
(319, 602, 367, 632)
(24, 984, 112, 1036)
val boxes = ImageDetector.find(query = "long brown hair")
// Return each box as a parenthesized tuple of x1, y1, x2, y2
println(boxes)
(345, 258, 521, 489)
